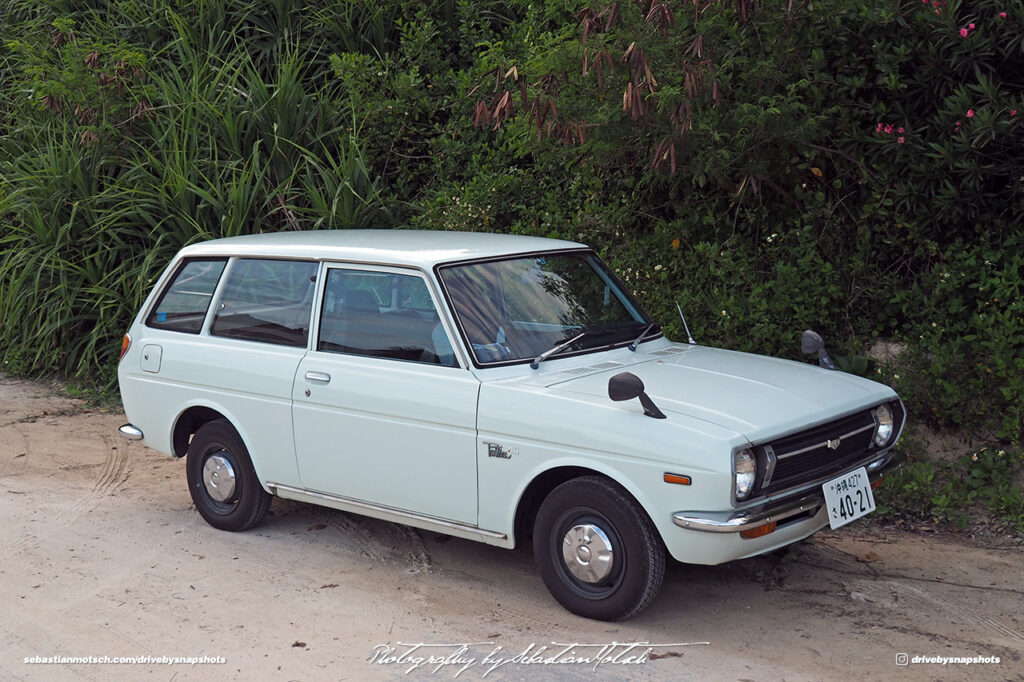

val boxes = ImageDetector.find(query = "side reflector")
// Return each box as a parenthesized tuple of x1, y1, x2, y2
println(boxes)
(119, 333, 132, 361)
(871, 478, 883, 491)
(740, 521, 777, 539)
(663, 473, 691, 485)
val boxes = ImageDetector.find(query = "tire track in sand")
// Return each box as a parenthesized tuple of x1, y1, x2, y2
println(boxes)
(4, 433, 132, 556)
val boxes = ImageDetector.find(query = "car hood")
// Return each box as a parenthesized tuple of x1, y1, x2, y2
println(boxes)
(545, 345, 896, 443)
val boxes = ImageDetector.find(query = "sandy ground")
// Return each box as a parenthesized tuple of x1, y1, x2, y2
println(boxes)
(1, 376, 1022, 682)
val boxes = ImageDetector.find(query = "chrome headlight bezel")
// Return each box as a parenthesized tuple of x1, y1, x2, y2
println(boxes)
(873, 403, 895, 448)
(733, 447, 757, 501)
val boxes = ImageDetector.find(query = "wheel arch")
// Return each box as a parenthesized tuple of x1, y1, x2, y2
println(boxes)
(513, 465, 662, 550)
(172, 405, 232, 457)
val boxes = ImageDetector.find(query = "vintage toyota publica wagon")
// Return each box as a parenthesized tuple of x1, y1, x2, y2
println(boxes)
(118, 230, 905, 620)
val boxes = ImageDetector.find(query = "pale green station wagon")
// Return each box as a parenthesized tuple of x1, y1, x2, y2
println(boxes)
(118, 230, 905, 620)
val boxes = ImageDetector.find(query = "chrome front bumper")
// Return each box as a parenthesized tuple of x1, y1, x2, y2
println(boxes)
(673, 450, 906, 533)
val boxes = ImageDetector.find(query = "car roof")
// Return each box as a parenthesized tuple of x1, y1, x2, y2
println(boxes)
(177, 230, 587, 268)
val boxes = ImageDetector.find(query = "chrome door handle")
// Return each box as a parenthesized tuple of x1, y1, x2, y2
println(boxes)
(305, 371, 331, 383)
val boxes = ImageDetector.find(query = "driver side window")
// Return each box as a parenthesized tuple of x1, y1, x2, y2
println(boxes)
(317, 268, 455, 366)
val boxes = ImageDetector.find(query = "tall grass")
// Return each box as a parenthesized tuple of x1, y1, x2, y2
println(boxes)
(0, 0, 388, 388)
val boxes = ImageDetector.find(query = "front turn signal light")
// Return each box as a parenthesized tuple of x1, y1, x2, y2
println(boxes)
(741, 521, 777, 539)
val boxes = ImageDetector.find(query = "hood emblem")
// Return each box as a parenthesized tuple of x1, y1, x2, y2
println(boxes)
(826, 438, 841, 451)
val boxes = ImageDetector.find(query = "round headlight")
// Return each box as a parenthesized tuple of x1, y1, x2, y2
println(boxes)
(874, 404, 894, 447)
(734, 448, 756, 500)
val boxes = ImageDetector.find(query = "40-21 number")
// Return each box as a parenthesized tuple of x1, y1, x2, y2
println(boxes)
(836, 489, 869, 520)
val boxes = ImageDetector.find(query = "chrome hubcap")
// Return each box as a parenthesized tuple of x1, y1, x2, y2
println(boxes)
(561, 523, 614, 583)
(202, 452, 236, 502)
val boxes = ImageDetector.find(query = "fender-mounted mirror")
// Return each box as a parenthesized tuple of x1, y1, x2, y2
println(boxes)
(801, 330, 838, 371)
(608, 372, 667, 419)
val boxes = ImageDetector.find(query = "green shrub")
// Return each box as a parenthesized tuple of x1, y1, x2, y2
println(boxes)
(0, 0, 1021, 536)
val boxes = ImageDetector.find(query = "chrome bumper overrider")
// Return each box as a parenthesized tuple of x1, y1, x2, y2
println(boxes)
(673, 450, 906, 533)
(118, 423, 144, 441)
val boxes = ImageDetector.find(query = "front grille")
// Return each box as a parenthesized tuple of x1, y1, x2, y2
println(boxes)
(759, 410, 877, 495)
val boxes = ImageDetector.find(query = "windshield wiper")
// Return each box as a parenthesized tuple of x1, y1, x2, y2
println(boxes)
(531, 328, 625, 369)
(530, 332, 587, 369)
(628, 322, 659, 351)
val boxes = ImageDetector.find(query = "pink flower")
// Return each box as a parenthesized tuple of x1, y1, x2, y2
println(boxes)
(884, 124, 894, 134)
(969, 22, 976, 29)
(967, 109, 975, 118)
(897, 137, 905, 144)
(1000, 12, 1008, 18)
(956, 121, 963, 128)
(960, 28, 969, 37)
(1012, 110, 1018, 117)
(876, 122, 884, 132)
(898, 127, 905, 133)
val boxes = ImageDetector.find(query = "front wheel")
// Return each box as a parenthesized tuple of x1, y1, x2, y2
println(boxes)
(533, 476, 665, 621)
(185, 420, 270, 531)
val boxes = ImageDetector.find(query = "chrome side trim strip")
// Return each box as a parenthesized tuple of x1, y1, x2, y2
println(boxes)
(266, 482, 508, 540)
(775, 423, 876, 460)
(118, 424, 144, 441)
(675, 450, 906, 533)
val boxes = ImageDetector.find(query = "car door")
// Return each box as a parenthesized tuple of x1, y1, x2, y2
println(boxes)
(291, 264, 480, 524)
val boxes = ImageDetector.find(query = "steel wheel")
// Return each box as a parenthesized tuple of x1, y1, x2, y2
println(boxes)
(185, 420, 270, 531)
(534, 476, 665, 621)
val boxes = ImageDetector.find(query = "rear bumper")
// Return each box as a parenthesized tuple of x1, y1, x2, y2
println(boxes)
(118, 423, 144, 441)
(673, 449, 906, 533)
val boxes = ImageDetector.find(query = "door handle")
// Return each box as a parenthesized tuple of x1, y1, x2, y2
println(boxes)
(305, 371, 331, 383)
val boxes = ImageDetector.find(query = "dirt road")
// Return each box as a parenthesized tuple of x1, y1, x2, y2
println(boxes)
(1, 377, 1021, 681)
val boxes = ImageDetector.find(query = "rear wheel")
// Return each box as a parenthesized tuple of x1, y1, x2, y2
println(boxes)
(186, 420, 270, 531)
(533, 476, 665, 621)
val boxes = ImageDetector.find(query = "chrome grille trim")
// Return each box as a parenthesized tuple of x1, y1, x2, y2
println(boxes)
(775, 423, 877, 460)
(762, 444, 778, 488)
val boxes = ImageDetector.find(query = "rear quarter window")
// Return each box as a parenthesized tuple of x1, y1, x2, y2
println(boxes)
(146, 259, 227, 334)
(210, 259, 318, 347)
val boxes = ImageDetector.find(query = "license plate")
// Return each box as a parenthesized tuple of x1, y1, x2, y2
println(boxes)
(822, 466, 875, 529)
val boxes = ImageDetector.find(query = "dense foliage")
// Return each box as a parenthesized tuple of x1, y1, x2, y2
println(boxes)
(2, 1, 1022, 525)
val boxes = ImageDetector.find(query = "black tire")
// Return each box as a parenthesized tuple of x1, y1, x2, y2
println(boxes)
(533, 476, 665, 621)
(185, 420, 270, 531)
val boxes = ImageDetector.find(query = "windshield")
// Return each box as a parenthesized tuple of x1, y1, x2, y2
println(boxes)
(438, 251, 656, 365)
